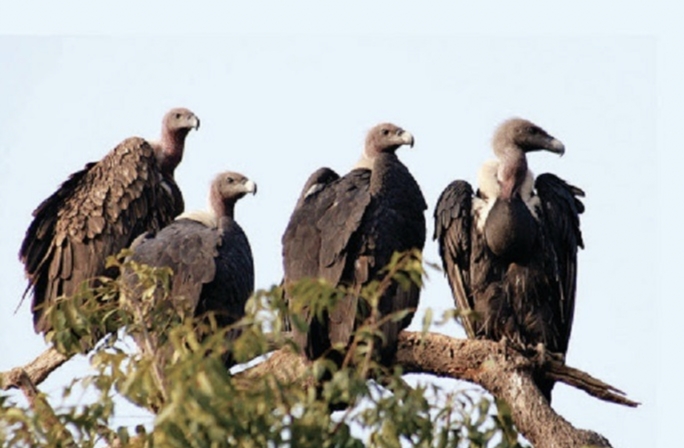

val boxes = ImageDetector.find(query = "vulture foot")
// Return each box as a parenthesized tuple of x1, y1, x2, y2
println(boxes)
(532, 342, 547, 367)
(497, 336, 512, 361)
(527, 343, 564, 367)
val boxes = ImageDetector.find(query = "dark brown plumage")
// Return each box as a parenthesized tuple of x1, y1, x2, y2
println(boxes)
(434, 118, 584, 402)
(19, 108, 199, 334)
(283, 123, 426, 366)
(126, 171, 256, 368)
(293, 167, 340, 210)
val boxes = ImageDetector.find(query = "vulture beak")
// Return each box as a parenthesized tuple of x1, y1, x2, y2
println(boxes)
(243, 179, 257, 195)
(546, 137, 565, 156)
(191, 115, 201, 130)
(527, 134, 565, 156)
(400, 130, 415, 148)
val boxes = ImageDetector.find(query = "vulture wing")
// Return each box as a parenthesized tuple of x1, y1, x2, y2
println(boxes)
(433, 180, 477, 338)
(294, 167, 340, 209)
(194, 219, 254, 333)
(281, 167, 340, 332)
(535, 173, 585, 353)
(19, 137, 183, 333)
(282, 168, 372, 359)
(127, 220, 219, 315)
(283, 169, 371, 285)
(128, 217, 254, 367)
(354, 157, 427, 363)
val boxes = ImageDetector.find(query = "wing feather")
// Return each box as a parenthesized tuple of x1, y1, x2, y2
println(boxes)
(433, 180, 476, 338)
(282, 168, 372, 358)
(127, 218, 255, 369)
(534, 173, 584, 351)
(19, 137, 183, 332)
(359, 156, 426, 363)
(128, 220, 219, 315)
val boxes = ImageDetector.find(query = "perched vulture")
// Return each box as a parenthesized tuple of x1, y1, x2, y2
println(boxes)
(434, 118, 584, 402)
(283, 123, 426, 366)
(126, 171, 256, 368)
(19, 108, 200, 334)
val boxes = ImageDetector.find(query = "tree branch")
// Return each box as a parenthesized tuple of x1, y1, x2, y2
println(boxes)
(239, 331, 638, 448)
(1, 347, 70, 390)
(2, 330, 638, 448)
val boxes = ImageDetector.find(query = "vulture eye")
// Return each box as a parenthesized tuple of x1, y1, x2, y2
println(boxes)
(175, 113, 182, 119)
(226, 178, 234, 184)
(529, 127, 540, 135)
(382, 129, 390, 136)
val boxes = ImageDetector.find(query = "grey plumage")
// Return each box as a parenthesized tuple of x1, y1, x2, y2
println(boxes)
(126, 171, 256, 368)
(283, 123, 426, 365)
(434, 118, 584, 402)
(19, 108, 199, 333)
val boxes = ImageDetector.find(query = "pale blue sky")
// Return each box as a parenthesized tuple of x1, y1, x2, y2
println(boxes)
(0, 2, 677, 446)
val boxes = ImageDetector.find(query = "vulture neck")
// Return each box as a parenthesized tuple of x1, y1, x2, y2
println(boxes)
(495, 144, 528, 200)
(367, 152, 402, 195)
(210, 196, 237, 225)
(157, 128, 190, 177)
(354, 150, 397, 171)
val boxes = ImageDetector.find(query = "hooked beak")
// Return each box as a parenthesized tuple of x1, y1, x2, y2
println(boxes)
(191, 115, 201, 131)
(243, 179, 257, 195)
(546, 137, 565, 156)
(527, 135, 565, 156)
(400, 130, 415, 148)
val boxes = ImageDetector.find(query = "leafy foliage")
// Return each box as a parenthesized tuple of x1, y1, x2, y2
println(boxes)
(0, 250, 525, 447)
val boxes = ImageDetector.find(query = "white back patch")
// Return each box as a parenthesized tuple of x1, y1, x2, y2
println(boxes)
(520, 169, 540, 219)
(477, 159, 501, 200)
(474, 160, 501, 232)
(176, 210, 218, 228)
(354, 154, 374, 170)
(474, 160, 539, 230)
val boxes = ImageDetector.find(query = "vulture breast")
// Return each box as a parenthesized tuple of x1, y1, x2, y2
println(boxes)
(483, 197, 539, 262)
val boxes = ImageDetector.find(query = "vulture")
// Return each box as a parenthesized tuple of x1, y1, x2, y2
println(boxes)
(19, 108, 200, 334)
(433, 117, 584, 402)
(125, 171, 256, 368)
(282, 123, 426, 366)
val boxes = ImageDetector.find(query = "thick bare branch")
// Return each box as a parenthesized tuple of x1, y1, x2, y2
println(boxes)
(395, 332, 618, 448)
(239, 331, 638, 448)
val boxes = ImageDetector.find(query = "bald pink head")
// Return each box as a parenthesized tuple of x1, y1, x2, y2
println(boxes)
(153, 107, 200, 177)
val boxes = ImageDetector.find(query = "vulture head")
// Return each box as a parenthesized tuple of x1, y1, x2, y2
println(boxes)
(492, 118, 565, 158)
(154, 107, 200, 176)
(163, 107, 201, 135)
(364, 122, 415, 158)
(210, 171, 257, 220)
